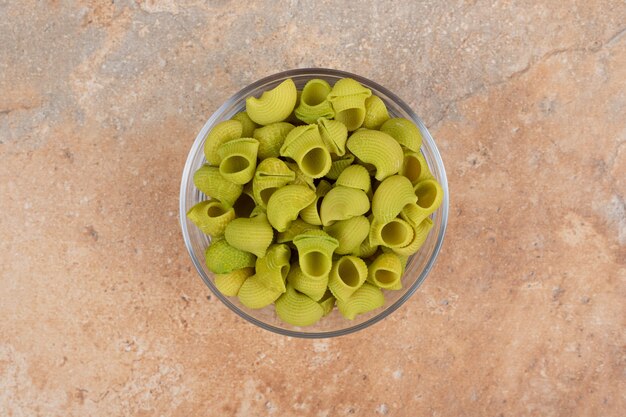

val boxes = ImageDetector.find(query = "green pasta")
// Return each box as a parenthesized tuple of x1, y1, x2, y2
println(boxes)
(203, 120, 243, 166)
(186, 200, 236, 237)
(351, 234, 378, 258)
(217, 138, 259, 185)
(280, 124, 332, 178)
(318, 118, 348, 156)
(380, 118, 422, 152)
(294, 79, 335, 124)
(214, 267, 254, 296)
(238, 274, 282, 309)
(299, 180, 331, 226)
(400, 179, 444, 227)
(346, 129, 403, 180)
(370, 217, 415, 249)
(367, 252, 403, 290)
(401, 150, 433, 185)
(323, 215, 370, 255)
(266, 184, 316, 232)
(363, 95, 390, 130)
(276, 218, 320, 243)
(324, 153, 355, 180)
(255, 244, 291, 293)
(252, 157, 296, 208)
(319, 185, 370, 226)
(292, 230, 339, 279)
(287, 262, 327, 301)
(371, 175, 417, 223)
(275, 283, 325, 327)
(253, 122, 295, 160)
(284, 161, 316, 190)
(231, 111, 258, 137)
(193, 165, 242, 207)
(327, 78, 372, 131)
(205, 239, 256, 274)
(232, 186, 256, 217)
(246, 79, 298, 125)
(224, 212, 274, 258)
(337, 282, 385, 320)
(328, 255, 368, 301)
(391, 217, 433, 257)
(335, 164, 371, 193)
(318, 290, 336, 316)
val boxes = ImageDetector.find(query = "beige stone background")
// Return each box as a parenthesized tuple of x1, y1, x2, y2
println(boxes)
(1, 0, 625, 416)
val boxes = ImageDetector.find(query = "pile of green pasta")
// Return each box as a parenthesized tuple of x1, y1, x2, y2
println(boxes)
(188, 77, 443, 326)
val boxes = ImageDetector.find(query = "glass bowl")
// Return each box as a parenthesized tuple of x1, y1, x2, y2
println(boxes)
(180, 68, 448, 338)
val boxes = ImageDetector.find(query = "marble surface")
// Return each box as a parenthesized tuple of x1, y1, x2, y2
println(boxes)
(1, 1, 625, 416)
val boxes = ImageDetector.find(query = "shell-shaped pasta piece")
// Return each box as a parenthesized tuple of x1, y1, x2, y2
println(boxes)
(294, 79, 335, 124)
(266, 184, 316, 232)
(214, 267, 254, 296)
(231, 111, 258, 137)
(285, 161, 316, 190)
(193, 165, 242, 207)
(204, 239, 256, 274)
(323, 215, 370, 255)
(401, 150, 433, 185)
(401, 179, 444, 226)
(300, 179, 332, 225)
(292, 230, 339, 279)
(276, 218, 320, 243)
(224, 212, 274, 257)
(238, 274, 282, 309)
(325, 154, 354, 180)
(367, 252, 403, 290)
(335, 164, 371, 193)
(371, 175, 417, 223)
(319, 185, 369, 226)
(391, 218, 434, 257)
(351, 234, 378, 258)
(318, 118, 348, 156)
(346, 129, 403, 180)
(370, 217, 415, 248)
(217, 138, 259, 185)
(287, 262, 327, 301)
(318, 290, 336, 316)
(337, 282, 385, 320)
(186, 200, 236, 237)
(203, 120, 243, 166)
(255, 244, 291, 292)
(246, 79, 298, 125)
(253, 122, 295, 160)
(252, 158, 296, 208)
(327, 78, 372, 131)
(275, 283, 325, 327)
(232, 189, 256, 218)
(362, 95, 390, 130)
(328, 255, 368, 301)
(280, 124, 332, 178)
(380, 118, 422, 152)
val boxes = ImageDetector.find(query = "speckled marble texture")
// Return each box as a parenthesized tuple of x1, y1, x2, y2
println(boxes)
(1, 1, 625, 416)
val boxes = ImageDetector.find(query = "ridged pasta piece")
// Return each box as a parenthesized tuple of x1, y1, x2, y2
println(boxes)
(400, 179, 444, 226)
(391, 218, 433, 257)
(217, 138, 259, 185)
(285, 161, 316, 190)
(367, 252, 403, 290)
(266, 184, 316, 232)
(231, 111, 258, 137)
(335, 164, 371, 193)
(232, 187, 256, 217)
(371, 175, 417, 223)
(252, 158, 296, 208)
(370, 217, 415, 248)
(380, 118, 422, 152)
(319, 185, 369, 226)
(193, 165, 242, 207)
(280, 124, 332, 178)
(324, 154, 354, 180)
(294, 79, 335, 124)
(204, 239, 256, 274)
(318, 118, 348, 156)
(299, 180, 331, 226)
(255, 243, 291, 293)
(346, 129, 403, 180)
(328, 255, 368, 301)
(214, 267, 254, 296)
(362, 95, 390, 130)
(337, 282, 385, 320)
(276, 218, 320, 243)
(318, 290, 336, 316)
(401, 150, 433, 185)
(203, 120, 243, 166)
(246, 79, 298, 125)
(186, 200, 236, 237)
(327, 78, 372, 131)
(323, 215, 370, 255)
(292, 230, 339, 279)
(287, 262, 327, 301)
(351, 234, 378, 258)
(238, 274, 282, 309)
(253, 122, 295, 160)
(275, 283, 325, 327)
(224, 212, 274, 257)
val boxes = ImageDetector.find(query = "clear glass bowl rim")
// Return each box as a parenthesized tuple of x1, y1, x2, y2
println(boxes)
(179, 68, 449, 338)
